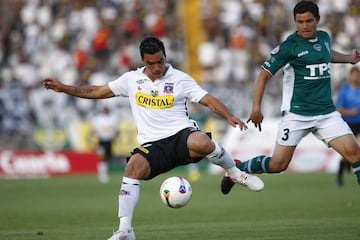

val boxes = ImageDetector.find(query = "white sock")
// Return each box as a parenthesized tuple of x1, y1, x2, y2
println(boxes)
(118, 177, 140, 230)
(206, 141, 242, 179)
(97, 161, 109, 176)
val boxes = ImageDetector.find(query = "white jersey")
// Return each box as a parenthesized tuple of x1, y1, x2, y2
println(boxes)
(108, 64, 208, 144)
(91, 112, 118, 141)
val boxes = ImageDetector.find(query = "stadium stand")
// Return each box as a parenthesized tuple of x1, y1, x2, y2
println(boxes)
(0, 0, 359, 150)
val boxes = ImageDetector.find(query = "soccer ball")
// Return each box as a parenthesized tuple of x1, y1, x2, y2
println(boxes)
(160, 176, 192, 208)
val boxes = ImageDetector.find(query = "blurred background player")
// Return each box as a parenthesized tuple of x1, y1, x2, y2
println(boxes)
(91, 105, 119, 183)
(335, 66, 360, 186)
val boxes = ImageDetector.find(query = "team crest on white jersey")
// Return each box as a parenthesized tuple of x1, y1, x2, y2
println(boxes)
(164, 83, 174, 94)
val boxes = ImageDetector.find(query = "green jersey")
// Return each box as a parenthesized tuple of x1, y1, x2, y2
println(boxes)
(262, 30, 336, 116)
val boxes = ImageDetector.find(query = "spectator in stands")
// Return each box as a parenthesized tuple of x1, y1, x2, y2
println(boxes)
(0, 71, 33, 149)
(0, 0, 359, 152)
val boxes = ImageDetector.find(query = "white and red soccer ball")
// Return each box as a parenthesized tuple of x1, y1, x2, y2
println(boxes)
(160, 176, 192, 208)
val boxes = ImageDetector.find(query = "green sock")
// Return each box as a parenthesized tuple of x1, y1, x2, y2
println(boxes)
(236, 155, 270, 173)
(352, 161, 360, 185)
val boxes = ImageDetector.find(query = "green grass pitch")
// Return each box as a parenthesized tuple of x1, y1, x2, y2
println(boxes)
(0, 170, 359, 240)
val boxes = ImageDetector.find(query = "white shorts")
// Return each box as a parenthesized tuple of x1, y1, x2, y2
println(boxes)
(277, 111, 353, 147)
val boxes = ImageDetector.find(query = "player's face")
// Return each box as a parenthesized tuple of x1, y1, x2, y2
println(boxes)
(295, 12, 319, 40)
(143, 51, 167, 81)
(350, 69, 360, 86)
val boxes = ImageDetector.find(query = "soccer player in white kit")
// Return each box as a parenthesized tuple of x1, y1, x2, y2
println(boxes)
(43, 36, 264, 240)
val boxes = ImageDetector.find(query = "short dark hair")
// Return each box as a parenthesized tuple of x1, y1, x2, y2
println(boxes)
(139, 36, 166, 59)
(293, 0, 320, 20)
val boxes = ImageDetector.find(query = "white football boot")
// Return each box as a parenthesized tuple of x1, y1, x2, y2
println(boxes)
(234, 172, 264, 192)
(107, 229, 136, 240)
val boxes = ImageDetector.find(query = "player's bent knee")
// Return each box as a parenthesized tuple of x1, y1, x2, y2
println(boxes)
(188, 132, 214, 155)
(125, 156, 151, 179)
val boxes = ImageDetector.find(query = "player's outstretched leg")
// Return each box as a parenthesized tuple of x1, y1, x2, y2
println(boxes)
(233, 171, 264, 191)
(221, 159, 240, 194)
(221, 156, 270, 194)
(220, 159, 264, 192)
(207, 142, 264, 192)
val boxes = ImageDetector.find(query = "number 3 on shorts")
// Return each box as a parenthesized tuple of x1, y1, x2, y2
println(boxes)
(281, 128, 290, 141)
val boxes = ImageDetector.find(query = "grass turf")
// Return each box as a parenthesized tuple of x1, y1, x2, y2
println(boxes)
(0, 170, 359, 240)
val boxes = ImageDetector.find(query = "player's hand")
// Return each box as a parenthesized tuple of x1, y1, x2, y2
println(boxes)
(43, 78, 63, 92)
(228, 116, 248, 131)
(247, 111, 264, 131)
(350, 49, 360, 64)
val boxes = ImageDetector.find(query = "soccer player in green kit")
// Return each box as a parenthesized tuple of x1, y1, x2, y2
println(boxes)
(221, 0, 360, 194)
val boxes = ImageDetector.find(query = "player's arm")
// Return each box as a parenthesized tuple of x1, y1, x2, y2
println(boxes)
(43, 78, 115, 99)
(247, 69, 272, 131)
(337, 106, 358, 117)
(331, 49, 360, 64)
(199, 94, 247, 131)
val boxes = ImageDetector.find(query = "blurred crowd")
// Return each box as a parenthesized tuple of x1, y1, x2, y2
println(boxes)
(0, 0, 359, 150)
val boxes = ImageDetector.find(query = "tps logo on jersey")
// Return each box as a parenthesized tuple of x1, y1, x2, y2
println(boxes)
(305, 62, 331, 80)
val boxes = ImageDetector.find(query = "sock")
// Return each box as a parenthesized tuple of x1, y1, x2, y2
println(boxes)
(206, 141, 234, 168)
(351, 161, 360, 185)
(97, 161, 109, 183)
(118, 177, 140, 230)
(206, 141, 242, 179)
(237, 155, 270, 174)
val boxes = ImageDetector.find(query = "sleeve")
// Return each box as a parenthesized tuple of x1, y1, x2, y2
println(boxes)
(262, 40, 293, 75)
(181, 75, 208, 103)
(108, 73, 129, 97)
